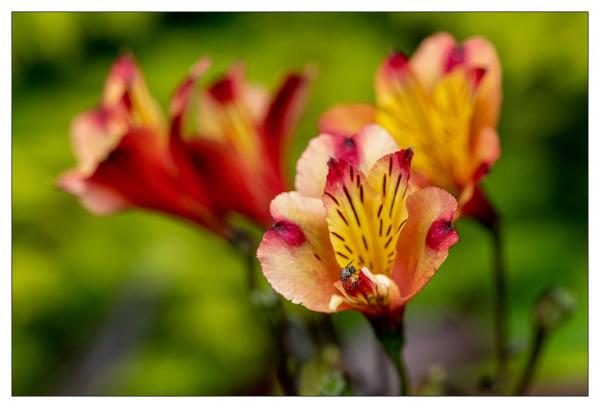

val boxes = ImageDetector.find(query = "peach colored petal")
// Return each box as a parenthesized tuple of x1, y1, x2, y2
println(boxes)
(58, 169, 130, 215)
(472, 126, 501, 183)
(463, 36, 502, 131)
(375, 52, 412, 101)
(295, 125, 398, 198)
(455, 126, 501, 212)
(70, 108, 127, 175)
(410, 32, 457, 91)
(257, 192, 339, 312)
(392, 187, 459, 305)
(318, 104, 376, 136)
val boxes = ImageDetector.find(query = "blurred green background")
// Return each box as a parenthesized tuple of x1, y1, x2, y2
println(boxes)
(12, 12, 588, 395)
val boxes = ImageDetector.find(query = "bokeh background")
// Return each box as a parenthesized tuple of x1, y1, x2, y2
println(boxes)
(12, 12, 588, 395)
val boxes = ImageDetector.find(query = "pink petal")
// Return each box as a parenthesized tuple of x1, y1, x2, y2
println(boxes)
(318, 104, 376, 136)
(410, 32, 457, 91)
(257, 192, 339, 312)
(463, 37, 503, 130)
(70, 108, 127, 175)
(57, 169, 130, 215)
(471, 126, 501, 184)
(295, 124, 398, 198)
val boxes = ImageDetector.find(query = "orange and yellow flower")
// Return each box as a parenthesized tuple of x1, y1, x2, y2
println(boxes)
(59, 55, 312, 238)
(319, 33, 502, 221)
(257, 125, 459, 316)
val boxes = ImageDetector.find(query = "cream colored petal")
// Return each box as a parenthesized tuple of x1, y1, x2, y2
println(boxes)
(410, 32, 457, 91)
(355, 125, 400, 175)
(295, 133, 338, 198)
(257, 192, 339, 312)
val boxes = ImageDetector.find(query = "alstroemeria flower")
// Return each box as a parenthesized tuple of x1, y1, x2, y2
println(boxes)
(59, 55, 311, 237)
(257, 125, 459, 316)
(320, 33, 502, 218)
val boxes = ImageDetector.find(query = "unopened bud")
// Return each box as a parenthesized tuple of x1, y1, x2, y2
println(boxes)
(533, 286, 576, 331)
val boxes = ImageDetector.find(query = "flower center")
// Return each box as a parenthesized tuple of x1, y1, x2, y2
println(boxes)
(334, 264, 394, 313)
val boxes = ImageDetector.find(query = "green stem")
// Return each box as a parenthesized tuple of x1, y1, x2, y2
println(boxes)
(228, 229, 256, 292)
(490, 219, 508, 385)
(228, 229, 296, 395)
(514, 326, 546, 395)
(369, 315, 411, 396)
(465, 186, 509, 387)
(267, 298, 297, 395)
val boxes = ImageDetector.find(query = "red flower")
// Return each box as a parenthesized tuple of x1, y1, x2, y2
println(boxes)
(58, 55, 312, 238)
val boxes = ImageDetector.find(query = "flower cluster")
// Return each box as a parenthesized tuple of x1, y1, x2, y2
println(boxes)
(257, 33, 501, 318)
(60, 32, 502, 319)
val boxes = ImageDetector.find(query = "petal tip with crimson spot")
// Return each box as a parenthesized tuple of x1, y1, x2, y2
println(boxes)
(270, 220, 306, 247)
(387, 51, 410, 71)
(426, 219, 459, 251)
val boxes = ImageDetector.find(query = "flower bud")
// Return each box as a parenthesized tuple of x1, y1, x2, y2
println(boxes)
(533, 286, 576, 331)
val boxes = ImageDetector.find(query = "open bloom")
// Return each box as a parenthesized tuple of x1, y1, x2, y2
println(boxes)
(59, 55, 311, 237)
(320, 33, 501, 220)
(257, 125, 459, 316)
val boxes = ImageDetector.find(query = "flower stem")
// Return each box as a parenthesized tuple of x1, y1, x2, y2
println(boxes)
(513, 287, 575, 396)
(463, 186, 510, 386)
(267, 298, 297, 395)
(228, 229, 256, 292)
(490, 219, 508, 385)
(369, 315, 411, 396)
(228, 229, 296, 395)
(513, 326, 546, 395)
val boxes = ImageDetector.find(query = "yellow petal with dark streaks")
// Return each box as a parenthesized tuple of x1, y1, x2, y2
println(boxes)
(322, 148, 414, 277)
(366, 149, 413, 275)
